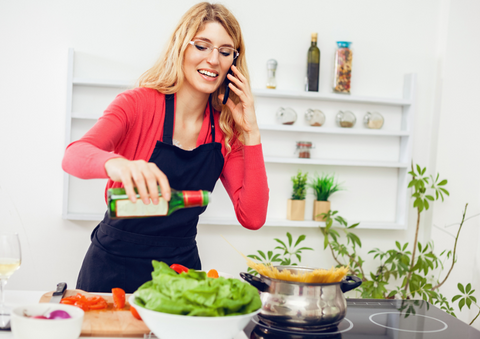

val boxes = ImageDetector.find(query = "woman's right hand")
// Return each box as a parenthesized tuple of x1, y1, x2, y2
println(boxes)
(104, 158, 171, 204)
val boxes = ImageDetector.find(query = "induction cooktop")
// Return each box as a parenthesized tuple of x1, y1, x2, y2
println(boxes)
(243, 299, 480, 339)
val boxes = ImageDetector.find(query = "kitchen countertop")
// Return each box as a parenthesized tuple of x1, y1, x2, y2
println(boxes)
(0, 290, 248, 339)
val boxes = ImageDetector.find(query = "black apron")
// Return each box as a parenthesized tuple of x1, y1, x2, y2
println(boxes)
(76, 94, 225, 293)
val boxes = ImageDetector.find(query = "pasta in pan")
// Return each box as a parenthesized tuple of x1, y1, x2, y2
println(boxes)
(247, 259, 349, 283)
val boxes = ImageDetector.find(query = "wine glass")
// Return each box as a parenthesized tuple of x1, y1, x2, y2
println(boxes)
(0, 233, 21, 324)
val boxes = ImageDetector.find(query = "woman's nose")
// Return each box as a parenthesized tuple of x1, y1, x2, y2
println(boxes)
(207, 49, 220, 66)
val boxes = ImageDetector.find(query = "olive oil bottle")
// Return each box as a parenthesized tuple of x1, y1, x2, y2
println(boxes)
(108, 187, 210, 218)
(305, 33, 320, 92)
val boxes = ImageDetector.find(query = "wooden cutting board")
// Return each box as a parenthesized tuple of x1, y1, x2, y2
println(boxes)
(39, 289, 150, 337)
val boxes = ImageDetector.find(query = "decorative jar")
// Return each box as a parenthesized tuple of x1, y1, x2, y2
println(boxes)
(333, 41, 353, 94)
(336, 111, 356, 128)
(295, 141, 314, 158)
(276, 107, 297, 125)
(364, 112, 384, 129)
(305, 109, 325, 127)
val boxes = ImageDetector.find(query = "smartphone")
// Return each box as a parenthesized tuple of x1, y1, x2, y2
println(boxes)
(222, 58, 237, 105)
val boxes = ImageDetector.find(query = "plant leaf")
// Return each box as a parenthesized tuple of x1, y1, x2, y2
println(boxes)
(294, 234, 306, 247)
(287, 232, 293, 247)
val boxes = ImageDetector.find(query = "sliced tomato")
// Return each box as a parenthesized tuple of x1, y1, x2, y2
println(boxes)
(130, 306, 142, 320)
(170, 264, 189, 274)
(112, 288, 126, 309)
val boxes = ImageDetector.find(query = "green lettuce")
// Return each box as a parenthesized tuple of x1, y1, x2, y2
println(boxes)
(133, 261, 261, 317)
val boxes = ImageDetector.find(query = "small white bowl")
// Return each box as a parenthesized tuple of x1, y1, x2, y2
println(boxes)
(11, 303, 84, 339)
(129, 295, 259, 339)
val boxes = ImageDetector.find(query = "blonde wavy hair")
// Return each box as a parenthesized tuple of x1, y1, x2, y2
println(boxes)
(137, 2, 249, 152)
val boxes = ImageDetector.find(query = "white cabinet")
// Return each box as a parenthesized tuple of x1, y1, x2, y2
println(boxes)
(63, 48, 415, 230)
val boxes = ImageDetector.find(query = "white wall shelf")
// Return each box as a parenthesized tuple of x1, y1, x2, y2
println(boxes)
(252, 88, 412, 107)
(259, 124, 410, 137)
(73, 78, 134, 88)
(63, 48, 416, 230)
(264, 157, 409, 168)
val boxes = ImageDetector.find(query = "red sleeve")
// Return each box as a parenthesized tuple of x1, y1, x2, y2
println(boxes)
(61, 91, 137, 179)
(220, 142, 269, 230)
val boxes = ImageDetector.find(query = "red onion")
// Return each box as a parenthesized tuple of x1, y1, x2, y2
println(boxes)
(47, 310, 72, 320)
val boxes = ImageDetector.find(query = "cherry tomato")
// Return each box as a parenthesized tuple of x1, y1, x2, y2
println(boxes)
(207, 269, 219, 278)
(170, 264, 189, 274)
(130, 306, 142, 320)
(112, 288, 126, 309)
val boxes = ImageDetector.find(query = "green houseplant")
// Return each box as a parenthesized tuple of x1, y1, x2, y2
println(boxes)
(287, 170, 308, 221)
(309, 173, 342, 221)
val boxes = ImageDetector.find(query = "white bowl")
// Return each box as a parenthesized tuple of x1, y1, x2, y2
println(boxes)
(129, 295, 259, 339)
(11, 303, 84, 339)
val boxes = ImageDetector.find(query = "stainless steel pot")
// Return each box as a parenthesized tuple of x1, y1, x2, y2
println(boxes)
(240, 266, 362, 331)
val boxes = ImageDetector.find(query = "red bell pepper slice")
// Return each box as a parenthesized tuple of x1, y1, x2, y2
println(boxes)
(170, 263, 189, 274)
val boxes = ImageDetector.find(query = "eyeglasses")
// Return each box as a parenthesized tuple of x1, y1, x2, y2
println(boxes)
(188, 40, 239, 60)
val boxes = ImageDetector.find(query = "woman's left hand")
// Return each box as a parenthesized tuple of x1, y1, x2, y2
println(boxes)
(219, 65, 261, 145)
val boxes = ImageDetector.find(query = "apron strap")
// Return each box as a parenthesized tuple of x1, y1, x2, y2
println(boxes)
(163, 94, 175, 145)
(208, 95, 215, 143)
(163, 93, 216, 144)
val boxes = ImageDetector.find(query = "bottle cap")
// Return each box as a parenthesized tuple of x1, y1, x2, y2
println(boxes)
(336, 41, 351, 48)
(266, 59, 278, 70)
(311, 33, 318, 42)
(202, 191, 211, 205)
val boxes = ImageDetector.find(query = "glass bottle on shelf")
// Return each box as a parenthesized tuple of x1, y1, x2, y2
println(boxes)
(276, 107, 297, 125)
(305, 109, 325, 127)
(305, 33, 320, 92)
(333, 41, 353, 94)
(336, 110, 356, 128)
(266, 59, 278, 89)
(295, 141, 314, 158)
(364, 112, 384, 129)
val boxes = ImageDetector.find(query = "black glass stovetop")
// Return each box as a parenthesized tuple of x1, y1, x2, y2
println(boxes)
(243, 299, 480, 339)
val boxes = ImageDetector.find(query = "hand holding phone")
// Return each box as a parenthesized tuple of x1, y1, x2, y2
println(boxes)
(222, 59, 237, 105)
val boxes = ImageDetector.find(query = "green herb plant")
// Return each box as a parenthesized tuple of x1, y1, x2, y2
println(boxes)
(246, 232, 313, 276)
(291, 170, 308, 200)
(309, 173, 343, 201)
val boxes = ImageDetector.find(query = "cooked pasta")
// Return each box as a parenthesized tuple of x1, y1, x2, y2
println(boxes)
(247, 259, 349, 283)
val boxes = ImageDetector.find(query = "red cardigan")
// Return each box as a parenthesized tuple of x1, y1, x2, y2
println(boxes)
(62, 87, 269, 230)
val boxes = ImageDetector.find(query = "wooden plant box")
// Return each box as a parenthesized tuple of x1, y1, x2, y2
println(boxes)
(313, 200, 331, 221)
(287, 199, 306, 221)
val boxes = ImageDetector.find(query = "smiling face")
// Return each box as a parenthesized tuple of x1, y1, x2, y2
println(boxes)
(182, 21, 235, 95)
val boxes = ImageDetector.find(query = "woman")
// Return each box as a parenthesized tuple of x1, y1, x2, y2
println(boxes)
(62, 2, 269, 293)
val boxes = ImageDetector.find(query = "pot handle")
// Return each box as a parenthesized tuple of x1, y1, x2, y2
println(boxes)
(240, 272, 270, 292)
(341, 275, 362, 293)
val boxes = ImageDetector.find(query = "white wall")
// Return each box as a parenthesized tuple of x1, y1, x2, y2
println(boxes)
(429, 0, 480, 327)
(0, 0, 478, 329)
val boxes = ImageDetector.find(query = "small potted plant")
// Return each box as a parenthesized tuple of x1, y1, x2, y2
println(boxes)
(309, 173, 342, 221)
(287, 170, 308, 221)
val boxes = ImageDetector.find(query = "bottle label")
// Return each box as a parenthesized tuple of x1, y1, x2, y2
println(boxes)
(183, 190, 204, 207)
(115, 198, 168, 217)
